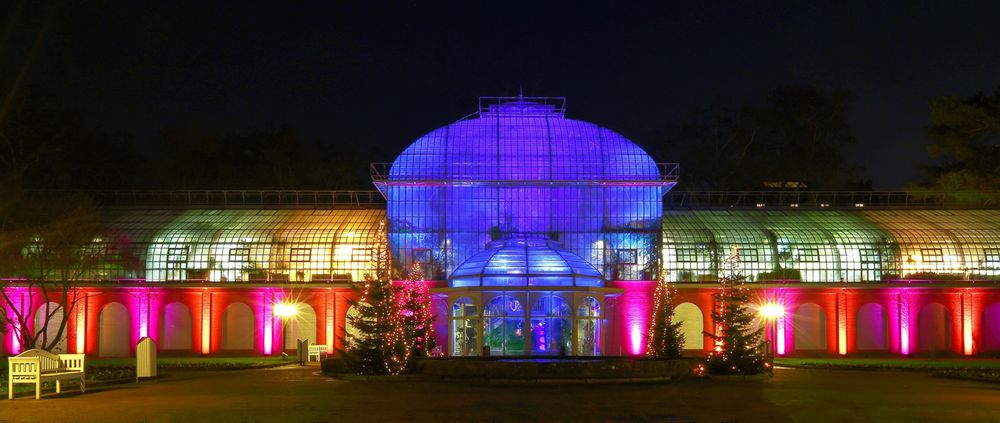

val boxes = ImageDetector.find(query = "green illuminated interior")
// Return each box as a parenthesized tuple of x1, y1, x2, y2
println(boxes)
(663, 210, 1000, 282)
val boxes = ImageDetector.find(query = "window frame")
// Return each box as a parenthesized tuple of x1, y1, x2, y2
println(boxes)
(412, 248, 432, 264)
(350, 247, 372, 263)
(228, 248, 250, 263)
(676, 248, 699, 263)
(860, 248, 881, 264)
(616, 249, 638, 265)
(289, 247, 311, 263)
(984, 248, 1000, 263)
(166, 247, 189, 263)
(797, 248, 820, 263)
(921, 248, 944, 263)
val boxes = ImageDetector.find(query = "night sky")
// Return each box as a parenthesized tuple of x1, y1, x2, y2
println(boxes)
(4, 1, 1000, 189)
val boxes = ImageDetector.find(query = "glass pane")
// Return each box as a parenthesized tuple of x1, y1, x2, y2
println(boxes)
(452, 319, 478, 356)
(576, 318, 601, 356)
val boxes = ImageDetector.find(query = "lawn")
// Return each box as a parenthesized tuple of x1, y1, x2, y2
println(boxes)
(2, 356, 287, 372)
(85, 356, 287, 369)
(776, 357, 1000, 370)
(1, 356, 290, 395)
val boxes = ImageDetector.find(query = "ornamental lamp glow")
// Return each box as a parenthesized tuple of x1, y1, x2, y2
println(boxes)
(274, 302, 300, 359)
(274, 302, 299, 318)
(759, 303, 785, 320)
(758, 302, 785, 360)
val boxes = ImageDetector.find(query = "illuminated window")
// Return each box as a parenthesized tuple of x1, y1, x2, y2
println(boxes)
(412, 248, 431, 264)
(351, 248, 371, 262)
(797, 248, 820, 263)
(167, 247, 189, 263)
(860, 248, 881, 263)
(229, 248, 250, 262)
(290, 248, 311, 263)
(984, 248, 1000, 263)
(676, 248, 699, 263)
(740, 248, 758, 263)
(616, 249, 637, 265)
(921, 248, 943, 263)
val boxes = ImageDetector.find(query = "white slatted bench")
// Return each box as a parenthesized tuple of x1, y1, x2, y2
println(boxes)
(307, 345, 328, 362)
(8, 349, 86, 400)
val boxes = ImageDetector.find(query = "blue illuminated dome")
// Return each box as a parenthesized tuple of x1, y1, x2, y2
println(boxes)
(379, 96, 676, 281)
(388, 98, 660, 182)
(450, 238, 604, 288)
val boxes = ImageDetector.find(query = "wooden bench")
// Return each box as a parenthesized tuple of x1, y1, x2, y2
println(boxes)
(8, 349, 86, 400)
(307, 344, 328, 362)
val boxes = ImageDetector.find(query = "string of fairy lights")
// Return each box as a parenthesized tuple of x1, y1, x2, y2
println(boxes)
(350, 219, 436, 375)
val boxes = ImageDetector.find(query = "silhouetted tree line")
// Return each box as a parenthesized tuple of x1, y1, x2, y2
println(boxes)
(2, 83, 999, 194)
(650, 86, 866, 190)
(921, 86, 1000, 199)
(0, 85, 380, 192)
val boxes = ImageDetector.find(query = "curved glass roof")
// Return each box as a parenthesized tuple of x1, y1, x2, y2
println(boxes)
(450, 238, 604, 288)
(95, 209, 385, 282)
(663, 210, 1000, 282)
(389, 100, 659, 182)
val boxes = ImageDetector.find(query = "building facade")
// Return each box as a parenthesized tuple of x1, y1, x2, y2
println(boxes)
(3, 97, 1000, 358)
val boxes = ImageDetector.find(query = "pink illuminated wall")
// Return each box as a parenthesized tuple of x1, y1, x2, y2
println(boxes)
(609, 281, 655, 355)
(3, 283, 998, 359)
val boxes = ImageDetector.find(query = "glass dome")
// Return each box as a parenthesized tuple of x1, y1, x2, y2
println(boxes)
(387, 99, 660, 183)
(449, 238, 604, 287)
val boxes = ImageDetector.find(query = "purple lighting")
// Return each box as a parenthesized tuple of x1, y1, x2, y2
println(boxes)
(382, 96, 674, 284)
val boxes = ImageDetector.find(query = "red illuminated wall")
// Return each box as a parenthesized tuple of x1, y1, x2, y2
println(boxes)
(4, 282, 1000, 358)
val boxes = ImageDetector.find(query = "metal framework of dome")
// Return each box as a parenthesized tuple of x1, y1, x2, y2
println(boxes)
(373, 96, 678, 188)
(449, 238, 604, 288)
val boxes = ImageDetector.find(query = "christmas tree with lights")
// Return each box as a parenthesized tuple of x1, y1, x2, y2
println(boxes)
(646, 270, 685, 358)
(344, 219, 410, 375)
(704, 245, 767, 375)
(399, 262, 437, 358)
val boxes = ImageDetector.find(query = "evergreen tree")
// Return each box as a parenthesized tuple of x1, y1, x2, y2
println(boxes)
(646, 274, 685, 358)
(399, 262, 437, 358)
(921, 86, 1000, 203)
(705, 246, 767, 375)
(343, 219, 409, 375)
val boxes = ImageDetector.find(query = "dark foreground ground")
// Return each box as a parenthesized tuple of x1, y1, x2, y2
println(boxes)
(1, 365, 997, 422)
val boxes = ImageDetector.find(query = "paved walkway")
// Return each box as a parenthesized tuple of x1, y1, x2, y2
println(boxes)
(1, 365, 997, 422)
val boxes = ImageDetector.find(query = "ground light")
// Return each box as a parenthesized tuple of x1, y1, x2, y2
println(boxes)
(274, 302, 300, 359)
(758, 303, 785, 359)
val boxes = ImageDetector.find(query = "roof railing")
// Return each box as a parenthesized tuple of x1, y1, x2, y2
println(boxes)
(665, 191, 1000, 209)
(32, 189, 999, 210)
(371, 162, 680, 183)
(370, 162, 391, 182)
(478, 96, 567, 117)
(658, 163, 680, 182)
(39, 190, 386, 208)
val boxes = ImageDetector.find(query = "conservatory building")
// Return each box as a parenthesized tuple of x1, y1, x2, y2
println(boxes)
(3, 96, 1000, 359)
(374, 97, 677, 356)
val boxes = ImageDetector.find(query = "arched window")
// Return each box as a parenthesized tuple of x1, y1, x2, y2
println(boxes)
(576, 297, 601, 356)
(99, 302, 131, 357)
(856, 303, 887, 350)
(33, 302, 66, 353)
(483, 295, 524, 356)
(160, 302, 193, 350)
(285, 303, 318, 350)
(344, 305, 361, 345)
(530, 295, 571, 355)
(221, 302, 254, 350)
(451, 297, 478, 356)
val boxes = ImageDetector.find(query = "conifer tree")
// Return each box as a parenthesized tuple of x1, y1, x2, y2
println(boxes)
(344, 219, 409, 375)
(646, 272, 685, 358)
(399, 262, 437, 358)
(705, 245, 767, 375)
